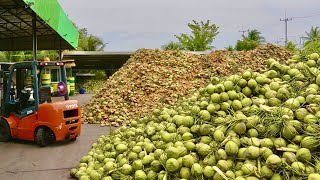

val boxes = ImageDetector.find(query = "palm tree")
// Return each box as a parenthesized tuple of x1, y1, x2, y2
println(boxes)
(77, 28, 107, 51)
(86, 35, 107, 51)
(246, 29, 265, 43)
(305, 26, 320, 45)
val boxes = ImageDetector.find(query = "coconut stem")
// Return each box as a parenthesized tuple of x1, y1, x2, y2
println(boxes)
(220, 135, 231, 147)
(255, 158, 261, 178)
(212, 166, 228, 180)
(276, 147, 297, 152)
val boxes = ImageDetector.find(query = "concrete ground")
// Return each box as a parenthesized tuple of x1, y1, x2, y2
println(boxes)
(0, 125, 110, 180)
(70, 94, 93, 107)
(0, 93, 103, 180)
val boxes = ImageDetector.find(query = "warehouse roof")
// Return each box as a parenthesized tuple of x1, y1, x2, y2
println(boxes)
(0, 0, 79, 51)
(62, 51, 134, 69)
(62, 50, 210, 70)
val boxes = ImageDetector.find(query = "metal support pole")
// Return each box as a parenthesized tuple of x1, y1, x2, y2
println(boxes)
(59, 38, 62, 61)
(280, 10, 292, 46)
(32, 13, 37, 61)
(59, 38, 69, 100)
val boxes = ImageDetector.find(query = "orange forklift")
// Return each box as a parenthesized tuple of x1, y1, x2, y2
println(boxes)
(0, 0, 81, 146)
(0, 61, 81, 146)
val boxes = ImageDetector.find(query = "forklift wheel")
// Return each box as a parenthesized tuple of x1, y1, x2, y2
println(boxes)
(0, 119, 11, 142)
(36, 127, 55, 147)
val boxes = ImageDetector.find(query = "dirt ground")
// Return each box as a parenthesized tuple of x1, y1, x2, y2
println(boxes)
(0, 93, 104, 180)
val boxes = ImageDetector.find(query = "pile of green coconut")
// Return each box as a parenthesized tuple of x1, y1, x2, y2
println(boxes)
(71, 53, 320, 180)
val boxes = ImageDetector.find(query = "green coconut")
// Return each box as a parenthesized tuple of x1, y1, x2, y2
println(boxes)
(241, 98, 252, 107)
(135, 170, 147, 180)
(231, 100, 242, 110)
(165, 147, 179, 159)
(182, 155, 195, 168)
(225, 141, 239, 156)
(310, 53, 320, 60)
(224, 81, 235, 91)
(266, 155, 282, 168)
(199, 110, 211, 121)
(166, 158, 180, 172)
(233, 122, 246, 135)
(282, 152, 297, 164)
(246, 146, 260, 159)
(180, 167, 191, 179)
(217, 160, 230, 172)
(282, 125, 297, 140)
(203, 166, 215, 178)
(291, 161, 305, 173)
(116, 144, 128, 153)
(260, 138, 274, 148)
(191, 163, 203, 177)
(301, 136, 319, 150)
(196, 143, 211, 156)
(206, 84, 215, 94)
(151, 160, 162, 172)
(261, 165, 274, 178)
(184, 141, 195, 151)
(296, 148, 312, 162)
(308, 173, 320, 180)
(120, 164, 133, 175)
(241, 163, 257, 175)
(214, 129, 225, 142)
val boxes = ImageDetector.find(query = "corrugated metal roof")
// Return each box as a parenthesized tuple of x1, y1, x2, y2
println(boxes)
(0, 0, 78, 50)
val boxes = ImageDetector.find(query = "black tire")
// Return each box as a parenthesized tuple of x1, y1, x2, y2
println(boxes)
(71, 137, 77, 141)
(0, 119, 11, 142)
(36, 127, 55, 147)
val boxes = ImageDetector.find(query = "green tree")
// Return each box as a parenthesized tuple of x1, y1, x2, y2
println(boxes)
(0, 52, 7, 61)
(225, 45, 234, 51)
(246, 29, 265, 43)
(77, 28, 106, 51)
(174, 20, 219, 51)
(162, 41, 184, 50)
(303, 40, 320, 55)
(235, 39, 259, 51)
(285, 41, 299, 53)
(234, 29, 265, 51)
(305, 26, 320, 46)
(0, 51, 30, 62)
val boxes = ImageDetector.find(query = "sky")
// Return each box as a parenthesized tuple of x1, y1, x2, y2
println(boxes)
(57, 0, 320, 51)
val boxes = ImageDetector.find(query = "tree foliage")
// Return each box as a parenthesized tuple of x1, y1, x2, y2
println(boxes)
(161, 41, 184, 50)
(0, 51, 31, 62)
(77, 28, 106, 51)
(174, 20, 219, 51)
(234, 29, 265, 51)
(246, 29, 265, 43)
(303, 40, 320, 55)
(304, 26, 320, 46)
(235, 39, 259, 51)
(285, 41, 299, 53)
(225, 45, 234, 51)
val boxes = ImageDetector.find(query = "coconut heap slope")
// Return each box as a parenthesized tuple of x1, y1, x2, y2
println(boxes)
(71, 53, 320, 179)
(82, 44, 291, 126)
